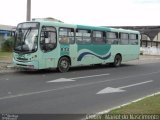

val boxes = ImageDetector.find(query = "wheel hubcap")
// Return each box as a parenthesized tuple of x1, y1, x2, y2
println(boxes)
(61, 60, 68, 69)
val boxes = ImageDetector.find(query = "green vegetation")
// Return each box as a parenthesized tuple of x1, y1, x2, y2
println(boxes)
(109, 94, 160, 114)
(1, 37, 15, 52)
(88, 94, 160, 120)
(0, 51, 12, 61)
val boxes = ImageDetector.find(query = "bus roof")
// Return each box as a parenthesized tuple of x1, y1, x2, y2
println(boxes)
(76, 25, 110, 31)
(109, 27, 140, 34)
(34, 20, 76, 28)
(32, 20, 140, 34)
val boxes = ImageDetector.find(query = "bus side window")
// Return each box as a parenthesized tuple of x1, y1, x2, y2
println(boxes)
(120, 33, 129, 45)
(129, 34, 138, 45)
(76, 29, 91, 44)
(92, 31, 106, 44)
(59, 28, 74, 44)
(106, 32, 118, 44)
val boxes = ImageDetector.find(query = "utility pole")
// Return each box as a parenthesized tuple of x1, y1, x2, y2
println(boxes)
(26, 0, 31, 21)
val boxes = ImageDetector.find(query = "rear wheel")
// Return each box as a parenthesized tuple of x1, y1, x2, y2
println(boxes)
(112, 54, 122, 67)
(58, 57, 70, 72)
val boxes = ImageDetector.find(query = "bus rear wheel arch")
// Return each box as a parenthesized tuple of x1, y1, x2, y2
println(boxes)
(111, 54, 122, 67)
(57, 57, 71, 72)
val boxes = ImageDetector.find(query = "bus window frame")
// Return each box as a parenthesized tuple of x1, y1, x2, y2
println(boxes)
(120, 32, 129, 45)
(76, 29, 92, 45)
(59, 27, 75, 44)
(40, 26, 57, 53)
(92, 30, 106, 44)
(129, 33, 139, 45)
(106, 31, 119, 45)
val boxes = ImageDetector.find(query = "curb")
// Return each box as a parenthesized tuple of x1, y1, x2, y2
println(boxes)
(0, 61, 12, 64)
(0, 64, 17, 74)
(83, 91, 160, 120)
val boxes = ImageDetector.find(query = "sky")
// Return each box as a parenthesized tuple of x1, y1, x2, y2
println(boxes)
(0, 0, 160, 26)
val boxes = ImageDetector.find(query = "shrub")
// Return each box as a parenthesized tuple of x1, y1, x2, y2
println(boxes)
(1, 37, 15, 52)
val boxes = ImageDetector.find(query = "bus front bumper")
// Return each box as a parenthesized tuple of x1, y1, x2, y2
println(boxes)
(13, 59, 39, 70)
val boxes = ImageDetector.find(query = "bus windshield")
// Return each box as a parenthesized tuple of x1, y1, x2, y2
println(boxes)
(14, 22, 39, 53)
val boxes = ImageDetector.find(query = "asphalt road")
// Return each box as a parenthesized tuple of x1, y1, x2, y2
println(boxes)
(0, 59, 160, 120)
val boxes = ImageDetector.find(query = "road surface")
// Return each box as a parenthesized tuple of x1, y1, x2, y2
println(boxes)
(0, 59, 160, 119)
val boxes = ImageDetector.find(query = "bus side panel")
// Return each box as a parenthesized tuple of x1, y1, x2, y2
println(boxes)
(59, 44, 78, 66)
(77, 44, 93, 65)
(90, 44, 111, 64)
(38, 46, 60, 69)
(77, 44, 111, 65)
(110, 45, 140, 62)
(69, 44, 78, 66)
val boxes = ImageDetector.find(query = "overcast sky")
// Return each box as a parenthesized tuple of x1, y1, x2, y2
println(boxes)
(0, 0, 160, 26)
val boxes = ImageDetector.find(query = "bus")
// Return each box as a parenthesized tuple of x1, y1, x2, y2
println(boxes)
(13, 20, 141, 72)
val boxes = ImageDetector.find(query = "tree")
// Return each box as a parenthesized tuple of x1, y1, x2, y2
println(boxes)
(1, 37, 15, 52)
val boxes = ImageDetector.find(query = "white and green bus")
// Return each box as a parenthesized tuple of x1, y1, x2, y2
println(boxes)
(13, 20, 141, 72)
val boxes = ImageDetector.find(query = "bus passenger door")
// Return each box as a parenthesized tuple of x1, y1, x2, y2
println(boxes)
(39, 26, 57, 69)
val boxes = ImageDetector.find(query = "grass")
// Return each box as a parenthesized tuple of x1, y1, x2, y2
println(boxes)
(0, 51, 12, 61)
(109, 94, 160, 114)
(88, 94, 160, 120)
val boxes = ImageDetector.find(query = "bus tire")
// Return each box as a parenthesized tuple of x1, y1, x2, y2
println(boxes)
(58, 57, 70, 72)
(112, 54, 122, 67)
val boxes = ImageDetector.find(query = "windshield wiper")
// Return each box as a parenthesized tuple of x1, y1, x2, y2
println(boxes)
(24, 27, 32, 40)
(21, 27, 32, 51)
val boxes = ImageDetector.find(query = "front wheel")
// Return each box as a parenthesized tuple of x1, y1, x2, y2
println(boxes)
(58, 57, 70, 72)
(112, 55, 122, 67)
